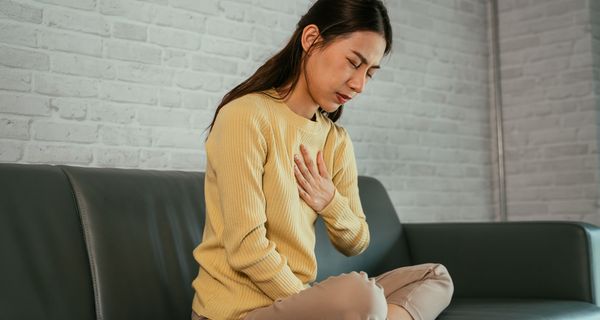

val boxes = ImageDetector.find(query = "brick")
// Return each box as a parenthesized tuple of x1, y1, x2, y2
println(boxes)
(138, 0, 167, 5)
(170, 0, 218, 15)
(25, 143, 92, 164)
(0, 116, 29, 140)
(507, 203, 548, 216)
(100, 125, 152, 146)
(153, 128, 203, 149)
(253, 27, 289, 47)
(201, 37, 249, 59)
(159, 88, 181, 108)
(540, 26, 586, 45)
(89, 101, 136, 124)
(543, 144, 588, 159)
(258, 0, 294, 14)
(554, 171, 595, 186)
(182, 91, 212, 110)
(154, 9, 206, 33)
(105, 39, 162, 65)
(0, 67, 31, 91)
(148, 26, 201, 50)
(100, 82, 157, 105)
(246, 7, 278, 29)
(136, 107, 190, 127)
(0, 22, 37, 47)
(39, 29, 102, 57)
(562, 111, 596, 128)
(33, 121, 98, 143)
(50, 98, 88, 120)
(0, 93, 49, 116)
(528, 127, 576, 144)
(206, 18, 252, 41)
(34, 0, 95, 10)
(140, 149, 169, 169)
(34, 73, 98, 97)
(0, 45, 49, 70)
(545, 0, 585, 17)
(112, 21, 147, 41)
(44, 7, 110, 36)
(190, 53, 238, 75)
(190, 109, 212, 129)
(94, 147, 139, 167)
(561, 69, 593, 84)
(0, 0, 43, 23)
(163, 49, 188, 68)
(170, 150, 204, 169)
(51, 52, 116, 79)
(220, 0, 247, 21)
(100, 0, 156, 23)
(0, 139, 23, 161)
(175, 71, 222, 91)
(116, 62, 174, 86)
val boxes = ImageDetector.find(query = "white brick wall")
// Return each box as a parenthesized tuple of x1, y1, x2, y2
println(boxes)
(0, 0, 492, 223)
(498, 0, 600, 224)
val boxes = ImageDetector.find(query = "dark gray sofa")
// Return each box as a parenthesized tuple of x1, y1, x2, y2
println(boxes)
(1, 163, 599, 319)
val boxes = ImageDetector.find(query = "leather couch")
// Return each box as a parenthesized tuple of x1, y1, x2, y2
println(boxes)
(1, 163, 599, 319)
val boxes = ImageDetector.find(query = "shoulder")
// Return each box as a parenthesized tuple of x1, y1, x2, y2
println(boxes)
(328, 120, 352, 144)
(218, 92, 271, 121)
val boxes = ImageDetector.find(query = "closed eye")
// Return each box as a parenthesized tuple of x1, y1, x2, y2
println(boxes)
(347, 58, 359, 69)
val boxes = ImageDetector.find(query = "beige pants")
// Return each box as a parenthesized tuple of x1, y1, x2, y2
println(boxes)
(192, 263, 454, 320)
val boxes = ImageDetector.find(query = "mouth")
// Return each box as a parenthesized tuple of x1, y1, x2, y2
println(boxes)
(336, 92, 351, 104)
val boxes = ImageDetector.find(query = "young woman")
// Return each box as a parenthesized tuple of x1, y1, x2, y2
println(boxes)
(191, 0, 454, 319)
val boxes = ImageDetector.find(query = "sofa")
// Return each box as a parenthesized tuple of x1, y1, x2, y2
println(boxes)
(1, 163, 600, 320)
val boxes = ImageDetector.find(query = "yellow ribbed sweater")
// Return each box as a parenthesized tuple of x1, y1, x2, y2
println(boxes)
(191, 88, 370, 320)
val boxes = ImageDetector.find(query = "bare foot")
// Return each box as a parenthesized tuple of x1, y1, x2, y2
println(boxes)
(387, 303, 414, 320)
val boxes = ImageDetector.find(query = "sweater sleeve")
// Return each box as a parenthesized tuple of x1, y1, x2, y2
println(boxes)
(318, 127, 370, 256)
(208, 101, 305, 301)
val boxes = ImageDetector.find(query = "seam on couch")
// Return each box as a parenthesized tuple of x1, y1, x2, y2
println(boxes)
(59, 165, 103, 320)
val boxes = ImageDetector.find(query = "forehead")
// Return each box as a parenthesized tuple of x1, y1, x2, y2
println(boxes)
(327, 31, 386, 65)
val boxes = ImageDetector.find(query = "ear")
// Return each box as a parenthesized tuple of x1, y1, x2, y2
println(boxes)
(301, 24, 322, 55)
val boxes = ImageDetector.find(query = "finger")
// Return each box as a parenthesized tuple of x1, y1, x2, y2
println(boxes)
(294, 153, 315, 185)
(294, 163, 313, 193)
(316, 150, 330, 179)
(300, 144, 319, 177)
(297, 184, 310, 201)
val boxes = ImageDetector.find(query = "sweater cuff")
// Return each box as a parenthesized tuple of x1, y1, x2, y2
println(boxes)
(319, 189, 347, 217)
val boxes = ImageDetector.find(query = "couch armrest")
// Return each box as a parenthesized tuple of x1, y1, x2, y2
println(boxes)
(403, 221, 600, 305)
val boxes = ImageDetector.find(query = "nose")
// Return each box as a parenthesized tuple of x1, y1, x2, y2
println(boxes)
(348, 71, 366, 94)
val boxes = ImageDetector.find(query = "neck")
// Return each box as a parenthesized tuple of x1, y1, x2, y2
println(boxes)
(276, 75, 319, 121)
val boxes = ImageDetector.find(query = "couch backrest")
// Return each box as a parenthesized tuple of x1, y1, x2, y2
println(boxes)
(0, 164, 96, 320)
(0, 164, 410, 320)
(61, 165, 204, 320)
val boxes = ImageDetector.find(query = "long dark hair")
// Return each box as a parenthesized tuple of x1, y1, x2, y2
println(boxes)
(204, 0, 393, 137)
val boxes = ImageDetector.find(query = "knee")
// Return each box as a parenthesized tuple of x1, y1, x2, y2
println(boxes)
(330, 271, 387, 318)
(431, 263, 454, 305)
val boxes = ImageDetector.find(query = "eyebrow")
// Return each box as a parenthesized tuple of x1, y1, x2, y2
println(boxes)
(351, 50, 381, 69)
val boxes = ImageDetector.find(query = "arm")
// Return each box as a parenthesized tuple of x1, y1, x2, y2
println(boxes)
(209, 103, 304, 301)
(318, 127, 370, 257)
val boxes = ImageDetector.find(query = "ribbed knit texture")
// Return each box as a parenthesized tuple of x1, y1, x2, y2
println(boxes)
(191, 88, 370, 320)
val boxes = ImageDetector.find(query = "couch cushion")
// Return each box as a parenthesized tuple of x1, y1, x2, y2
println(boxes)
(0, 164, 96, 320)
(438, 298, 600, 319)
(61, 166, 204, 320)
(314, 176, 411, 281)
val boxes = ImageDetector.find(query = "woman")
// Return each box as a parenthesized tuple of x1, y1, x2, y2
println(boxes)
(191, 0, 454, 319)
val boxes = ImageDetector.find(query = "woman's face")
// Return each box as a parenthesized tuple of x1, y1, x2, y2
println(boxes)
(302, 28, 387, 113)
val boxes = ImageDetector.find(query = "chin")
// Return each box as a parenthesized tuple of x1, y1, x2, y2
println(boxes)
(318, 99, 341, 113)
